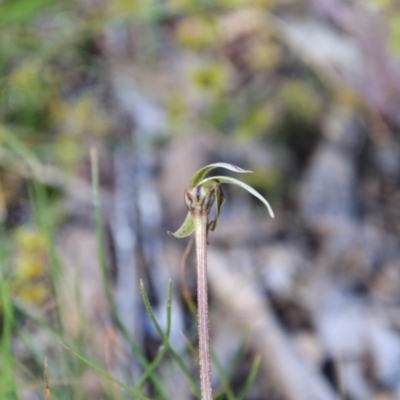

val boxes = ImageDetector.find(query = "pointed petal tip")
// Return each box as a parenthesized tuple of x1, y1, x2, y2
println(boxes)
(270, 209, 275, 218)
(167, 229, 190, 238)
(167, 230, 181, 238)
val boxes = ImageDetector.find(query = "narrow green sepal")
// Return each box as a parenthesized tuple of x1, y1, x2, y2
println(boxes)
(168, 212, 195, 238)
(189, 162, 251, 187)
(200, 176, 275, 218)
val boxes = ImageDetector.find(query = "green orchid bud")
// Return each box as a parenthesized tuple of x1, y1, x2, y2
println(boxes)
(184, 183, 216, 216)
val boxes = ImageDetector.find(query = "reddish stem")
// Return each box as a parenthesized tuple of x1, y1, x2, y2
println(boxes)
(195, 214, 212, 400)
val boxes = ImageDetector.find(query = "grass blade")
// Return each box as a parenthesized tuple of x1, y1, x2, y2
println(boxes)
(140, 280, 201, 397)
(211, 350, 235, 400)
(44, 358, 51, 400)
(90, 148, 169, 399)
(140, 280, 166, 340)
(0, 266, 20, 399)
(236, 355, 261, 400)
(60, 343, 150, 400)
(136, 280, 174, 389)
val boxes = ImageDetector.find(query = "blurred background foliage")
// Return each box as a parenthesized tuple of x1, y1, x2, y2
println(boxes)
(2, 0, 400, 399)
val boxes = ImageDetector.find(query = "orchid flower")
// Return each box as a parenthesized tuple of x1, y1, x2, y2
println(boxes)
(169, 162, 274, 400)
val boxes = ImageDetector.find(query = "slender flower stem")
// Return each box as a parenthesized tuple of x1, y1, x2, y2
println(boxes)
(195, 214, 213, 400)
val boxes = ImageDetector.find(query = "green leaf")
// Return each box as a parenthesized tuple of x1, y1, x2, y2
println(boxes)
(189, 162, 251, 187)
(200, 176, 275, 218)
(168, 212, 195, 238)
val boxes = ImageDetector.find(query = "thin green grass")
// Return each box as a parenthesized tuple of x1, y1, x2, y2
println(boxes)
(237, 355, 261, 400)
(136, 280, 173, 390)
(60, 342, 151, 400)
(0, 254, 20, 399)
(90, 148, 170, 399)
(140, 279, 201, 398)
(211, 352, 235, 400)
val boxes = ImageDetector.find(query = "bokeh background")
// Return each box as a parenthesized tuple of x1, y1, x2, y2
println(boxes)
(1, 0, 400, 399)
